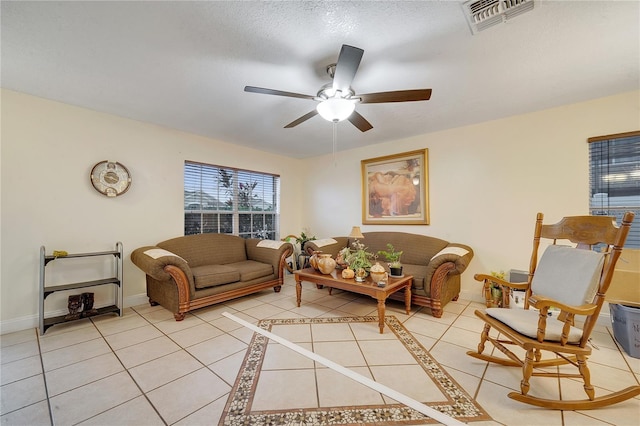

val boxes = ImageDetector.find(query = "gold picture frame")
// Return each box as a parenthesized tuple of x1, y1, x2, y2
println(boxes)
(361, 149, 429, 225)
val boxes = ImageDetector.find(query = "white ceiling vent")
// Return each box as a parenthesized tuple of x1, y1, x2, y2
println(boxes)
(463, 0, 535, 34)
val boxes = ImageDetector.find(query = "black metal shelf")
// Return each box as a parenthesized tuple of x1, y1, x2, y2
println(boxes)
(43, 278, 120, 299)
(43, 250, 120, 266)
(39, 243, 123, 335)
(42, 305, 120, 333)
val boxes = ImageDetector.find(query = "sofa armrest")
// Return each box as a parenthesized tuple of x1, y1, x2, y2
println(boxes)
(131, 246, 193, 285)
(245, 240, 293, 278)
(305, 237, 349, 257)
(426, 244, 474, 277)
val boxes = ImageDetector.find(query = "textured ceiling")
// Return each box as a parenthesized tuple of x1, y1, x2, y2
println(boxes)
(2, 1, 638, 158)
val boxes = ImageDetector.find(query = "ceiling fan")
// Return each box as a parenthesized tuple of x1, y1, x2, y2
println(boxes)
(244, 44, 432, 132)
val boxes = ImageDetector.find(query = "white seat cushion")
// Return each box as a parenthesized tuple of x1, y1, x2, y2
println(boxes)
(487, 308, 583, 343)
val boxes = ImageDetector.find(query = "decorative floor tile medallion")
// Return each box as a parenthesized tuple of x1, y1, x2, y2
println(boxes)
(220, 316, 491, 425)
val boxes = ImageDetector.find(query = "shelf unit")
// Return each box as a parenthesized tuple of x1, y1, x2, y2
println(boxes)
(39, 242, 123, 335)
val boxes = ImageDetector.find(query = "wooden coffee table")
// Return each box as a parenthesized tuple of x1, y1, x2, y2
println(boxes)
(294, 268, 412, 333)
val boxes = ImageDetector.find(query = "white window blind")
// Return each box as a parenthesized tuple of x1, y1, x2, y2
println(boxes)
(588, 131, 640, 248)
(184, 161, 280, 239)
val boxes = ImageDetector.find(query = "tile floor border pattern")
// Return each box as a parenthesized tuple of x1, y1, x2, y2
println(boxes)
(220, 315, 492, 425)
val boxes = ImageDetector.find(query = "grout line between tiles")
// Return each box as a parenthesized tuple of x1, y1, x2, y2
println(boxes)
(91, 310, 169, 426)
(34, 328, 54, 426)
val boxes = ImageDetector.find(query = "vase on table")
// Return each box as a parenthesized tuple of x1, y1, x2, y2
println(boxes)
(369, 262, 388, 283)
(317, 254, 336, 275)
(309, 251, 322, 270)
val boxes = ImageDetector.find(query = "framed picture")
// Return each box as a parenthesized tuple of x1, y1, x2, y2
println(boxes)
(361, 149, 429, 225)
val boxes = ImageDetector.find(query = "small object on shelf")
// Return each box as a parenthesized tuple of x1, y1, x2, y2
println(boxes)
(53, 250, 68, 258)
(81, 292, 98, 317)
(65, 295, 82, 320)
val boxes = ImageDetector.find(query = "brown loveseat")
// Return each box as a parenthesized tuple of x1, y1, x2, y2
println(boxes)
(131, 234, 292, 320)
(305, 232, 473, 318)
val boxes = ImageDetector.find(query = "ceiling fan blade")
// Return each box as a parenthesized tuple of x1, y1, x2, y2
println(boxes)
(332, 45, 364, 93)
(359, 89, 432, 104)
(348, 111, 373, 132)
(244, 86, 316, 101)
(284, 110, 319, 128)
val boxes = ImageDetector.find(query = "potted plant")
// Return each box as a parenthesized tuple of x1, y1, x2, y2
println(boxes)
(378, 244, 404, 277)
(295, 230, 316, 252)
(345, 240, 374, 282)
(488, 270, 507, 307)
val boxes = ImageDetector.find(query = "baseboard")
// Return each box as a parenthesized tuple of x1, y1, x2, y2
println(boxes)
(126, 293, 150, 309)
(0, 293, 149, 336)
(459, 289, 485, 304)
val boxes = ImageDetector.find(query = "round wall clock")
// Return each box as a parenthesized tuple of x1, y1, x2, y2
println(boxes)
(90, 161, 132, 197)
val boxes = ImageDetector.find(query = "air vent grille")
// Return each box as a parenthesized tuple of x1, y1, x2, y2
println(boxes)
(463, 0, 535, 34)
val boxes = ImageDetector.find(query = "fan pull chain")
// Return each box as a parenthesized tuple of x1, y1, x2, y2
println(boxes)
(332, 121, 338, 167)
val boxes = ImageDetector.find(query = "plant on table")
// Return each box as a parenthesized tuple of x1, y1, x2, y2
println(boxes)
(377, 244, 403, 268)
(345, 240, 374, 277)
(378, 243, 403, 276)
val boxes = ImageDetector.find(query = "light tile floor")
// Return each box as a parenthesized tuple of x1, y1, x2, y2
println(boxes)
(1, 275, 638, 425)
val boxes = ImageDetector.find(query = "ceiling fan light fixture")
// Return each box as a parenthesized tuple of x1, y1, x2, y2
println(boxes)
(316, 98, 356, 122)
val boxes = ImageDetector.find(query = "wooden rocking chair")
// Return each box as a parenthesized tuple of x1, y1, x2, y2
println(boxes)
(468, 212, 639, 410)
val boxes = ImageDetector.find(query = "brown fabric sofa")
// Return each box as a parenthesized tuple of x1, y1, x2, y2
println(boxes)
(305, 232, 473, 318)
(131, 234, 293, 320)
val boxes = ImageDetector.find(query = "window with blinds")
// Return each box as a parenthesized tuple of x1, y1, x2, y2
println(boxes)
(184, 161, 280, 239)
(588, 131, 640, 248)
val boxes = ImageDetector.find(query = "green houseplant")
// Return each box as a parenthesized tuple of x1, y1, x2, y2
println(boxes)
(295, 230, 316, 251)
(488, 270, 507, 307)
(345, 240, 374, 281)
(378, 244, 404, 276)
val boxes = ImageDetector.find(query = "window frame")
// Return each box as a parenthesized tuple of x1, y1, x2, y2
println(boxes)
(588, 130, 640, 248)
(184, 161, 280, 240)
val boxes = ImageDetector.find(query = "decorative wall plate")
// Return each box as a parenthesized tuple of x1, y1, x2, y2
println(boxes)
(90, 161, 131, 197)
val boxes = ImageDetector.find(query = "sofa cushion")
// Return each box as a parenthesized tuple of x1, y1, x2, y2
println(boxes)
(227, 260, 274, 281)
(360, 232, 449, 264)
(158, 234, 247, 267)
(191, 265, 240, 289)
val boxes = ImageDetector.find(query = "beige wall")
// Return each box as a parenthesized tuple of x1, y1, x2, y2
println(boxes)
(301, 90, 640, 300)
(1, 89, 638, 333)
(0, 89, 305, 332)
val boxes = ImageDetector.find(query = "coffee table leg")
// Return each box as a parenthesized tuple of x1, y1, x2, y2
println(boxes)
(405, 285, 412, 315)
(377, 299, 385, 334)
(295, 276, 302, 307)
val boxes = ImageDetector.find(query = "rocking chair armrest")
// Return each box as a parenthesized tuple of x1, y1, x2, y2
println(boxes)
(529, 295, 598, 316)
(474, 274, 529, 290)
(530, 295, 597, 344)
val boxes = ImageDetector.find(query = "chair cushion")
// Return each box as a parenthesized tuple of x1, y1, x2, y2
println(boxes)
(487, 308, 583, 343)
(532, 245, 605, 306)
